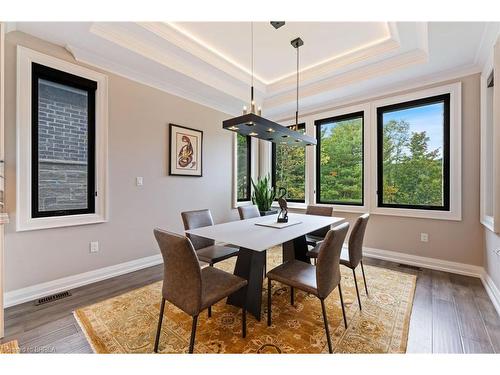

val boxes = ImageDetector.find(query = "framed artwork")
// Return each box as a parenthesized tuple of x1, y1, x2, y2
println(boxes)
(169, 123, 203, 177)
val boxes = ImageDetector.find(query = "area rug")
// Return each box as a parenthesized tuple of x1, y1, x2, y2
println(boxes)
(0, 340, 20, 354)
(74, 247, 416, 354)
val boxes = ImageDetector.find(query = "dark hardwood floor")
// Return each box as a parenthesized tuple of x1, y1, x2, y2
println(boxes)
(1, 257, 499, 353)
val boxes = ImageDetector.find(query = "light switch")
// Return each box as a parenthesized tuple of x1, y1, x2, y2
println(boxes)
(90, 241, 99, 253)
(420, 233, 429, 242)
(136, 177, 143, 186)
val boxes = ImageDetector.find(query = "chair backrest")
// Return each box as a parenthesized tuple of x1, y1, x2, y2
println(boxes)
(347, 213, 370, 268)
(153, 228, 202, 316)
(306, 205, 334, 238)
(181, 209, 215, 250)
(238, 205, 260, 220)
(315, 222, 350, 299)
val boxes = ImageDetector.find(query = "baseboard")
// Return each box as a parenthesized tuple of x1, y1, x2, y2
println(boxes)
(480, 272, 500, 317)
(363, 247, 484, 277)
(4, 254, 163, 308)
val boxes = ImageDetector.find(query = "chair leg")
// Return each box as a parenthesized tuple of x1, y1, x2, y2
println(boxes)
(290, 286, 294, 306)
(360, 260, 369, 296)
(352, 268, 362, 310)
(188, 315, 198, 354)
(267, 278, 272, 326)
(208, 263, 213, 318)
(338, 283, 348, 329)
(242, 306, 247, 338)
(320, 298, 333, 354)
(154, 297, 166, 353)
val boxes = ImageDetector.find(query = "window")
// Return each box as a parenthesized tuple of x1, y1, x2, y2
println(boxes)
(31, 63, 97, 217)
(315, 112, 364, 205)
(16, 46, 108, 231)
(236, 133, 251, 201)
(272, 123, 306, 202)
(376, 94, 450, 210)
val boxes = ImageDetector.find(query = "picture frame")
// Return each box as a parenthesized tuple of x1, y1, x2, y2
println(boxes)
(168, 123, 203, 177)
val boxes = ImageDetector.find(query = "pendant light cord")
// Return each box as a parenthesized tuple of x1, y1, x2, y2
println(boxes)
(251, 22, 254, 103)
(296, 42, 299, 127)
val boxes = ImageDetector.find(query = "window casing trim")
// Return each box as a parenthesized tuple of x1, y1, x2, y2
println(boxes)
(369, 82, 462, 221)
(376, 94, 451, 211)
(16, 46, 108, 231)
(315, 111, 365, 206)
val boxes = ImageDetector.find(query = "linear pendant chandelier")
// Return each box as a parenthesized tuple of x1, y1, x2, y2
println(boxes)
(222, 23, 316, 146)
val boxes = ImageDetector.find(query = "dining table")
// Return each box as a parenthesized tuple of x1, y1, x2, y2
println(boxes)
(185, 212, 345, 320)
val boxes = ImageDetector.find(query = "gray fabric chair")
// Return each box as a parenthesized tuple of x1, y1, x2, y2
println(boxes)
(181, 209, 240, 317)
(305, 205, 334, 247)
(153, 228, 247, 353)
(266, 222, 350, 353)
(307, 214, 370, 310)
(237, 205, 260, 220)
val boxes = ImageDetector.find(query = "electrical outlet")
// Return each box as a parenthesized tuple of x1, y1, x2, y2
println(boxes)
(90, 241, 99, 253)
(420, 233, 429, 242)
(136, 177, 143, 186)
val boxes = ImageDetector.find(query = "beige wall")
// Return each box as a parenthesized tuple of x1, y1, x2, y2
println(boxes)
(3, 31, 238, 292)
(292, 74, 484, 266)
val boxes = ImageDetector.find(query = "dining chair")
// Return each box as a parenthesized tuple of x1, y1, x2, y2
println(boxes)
(305, 205, 334, 247)
(181, 209, 240, 317)
(237, 204, 260, 220)
(307, 213, 370, 310)
(266, 222, 350, 353)
(153, 228, 247, 354)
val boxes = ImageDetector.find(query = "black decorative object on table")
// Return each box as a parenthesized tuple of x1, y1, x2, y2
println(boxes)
(277, 187, 288, 223)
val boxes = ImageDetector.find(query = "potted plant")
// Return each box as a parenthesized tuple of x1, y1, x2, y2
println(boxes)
(251, 175, 277, 216)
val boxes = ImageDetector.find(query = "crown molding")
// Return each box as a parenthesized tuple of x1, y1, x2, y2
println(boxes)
(264, 47, 429, 111)
(66, 44, 240, 116)
(271, 63, 481, 121)
(89, 22, 255, 105)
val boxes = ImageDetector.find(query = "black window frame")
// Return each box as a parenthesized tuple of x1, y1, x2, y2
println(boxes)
(236, 134, 252, 202)
(376, 93, 451, 211)
(31, 62, 97, 218)
(271, 123, 306, 203)
(315, 111, 365, 206)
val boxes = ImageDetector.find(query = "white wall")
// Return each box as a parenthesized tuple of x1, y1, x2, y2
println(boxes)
(3, 31, 239, 292)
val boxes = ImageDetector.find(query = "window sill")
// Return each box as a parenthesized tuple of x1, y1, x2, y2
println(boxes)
(271, 202, 307, 211)
(16, 213, 107, 232)
(370, 206, 461, 221)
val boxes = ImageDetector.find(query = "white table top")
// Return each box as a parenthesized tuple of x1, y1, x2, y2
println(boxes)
(185, 213, 345, 252)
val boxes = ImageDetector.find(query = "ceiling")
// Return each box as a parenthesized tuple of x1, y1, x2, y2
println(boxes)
(9, 22, 500, 119)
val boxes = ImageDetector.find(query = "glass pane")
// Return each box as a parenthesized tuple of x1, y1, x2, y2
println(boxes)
(37, 79, 89, 212)
(275, 126, 306, 201)
(319, 116, 363, 204)
(381, 101, 445, 207)
(236, 134, 250, 201)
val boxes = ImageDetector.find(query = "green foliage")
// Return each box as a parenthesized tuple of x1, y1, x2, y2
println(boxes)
(236, 134, 249, 200)
(251, 175, 276, 212)
(275, 129, 306, 201)
(382, 120, 443, 206)
(319, 118, 363, 204)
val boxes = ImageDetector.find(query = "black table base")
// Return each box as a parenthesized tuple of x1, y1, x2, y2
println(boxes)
(227, 235, 310, 321)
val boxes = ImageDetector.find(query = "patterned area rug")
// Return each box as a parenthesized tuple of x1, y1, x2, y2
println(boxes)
(0, 340, 20, 354)
(75, 247, 416, 354)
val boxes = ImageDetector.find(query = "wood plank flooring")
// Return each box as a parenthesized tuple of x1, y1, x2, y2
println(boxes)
(1, 257, 499, 353)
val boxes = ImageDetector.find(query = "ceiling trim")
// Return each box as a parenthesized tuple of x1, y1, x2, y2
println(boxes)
(141, 22, 399, 88)
(272, 63, 481, 121)
(66, 44, 240, 116)
(89, 22, 257, 104)
(264, 47, 429, 110)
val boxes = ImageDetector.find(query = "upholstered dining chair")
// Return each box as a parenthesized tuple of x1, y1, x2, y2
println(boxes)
(237, 204, 260, 220)
(305, 205, 334, 247)
(181, 209, 240, 317)
(153, 228, 247, 354)
(266, 222, 350, 353)
(307, 213, 370, 310)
